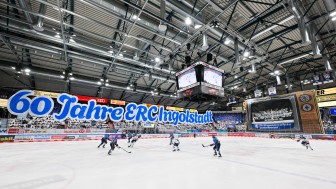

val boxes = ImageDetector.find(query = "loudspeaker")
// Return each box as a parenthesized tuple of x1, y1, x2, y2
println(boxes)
(207, 53, 213, 62)
(186, 43, 191, 50)
(185, 56, 191, 66)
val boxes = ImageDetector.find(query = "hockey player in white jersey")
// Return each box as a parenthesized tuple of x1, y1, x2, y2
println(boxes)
(128, 134, 141, 148)
(172, 138, 180, 152)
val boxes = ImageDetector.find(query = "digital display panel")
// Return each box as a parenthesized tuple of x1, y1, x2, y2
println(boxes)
(246, 95, 301, 131)
(204, 67, 222, 87)
(178, 68, 197, 88)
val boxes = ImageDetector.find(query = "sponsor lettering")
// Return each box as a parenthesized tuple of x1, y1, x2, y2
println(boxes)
(0, 135, 15, 142)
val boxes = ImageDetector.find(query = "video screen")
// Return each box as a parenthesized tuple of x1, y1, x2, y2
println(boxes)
(178, 68, 197, 88)
(204, 68, 222, 87)
(247, 96, 301, 131)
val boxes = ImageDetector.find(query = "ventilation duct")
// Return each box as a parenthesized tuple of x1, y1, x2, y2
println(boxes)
(276, 75, 281, 85)
(33, 0, 48, 31)
(201, 32, 209, 51)
(18, 0, 34, 27)
(133, 39, 139, 60)
(249, 63, 256, 73)
(287, 0, 310, 46)
(234, 37, 239, 64)
(285, 73, 292, 90)
(158, 0, 167, 32)
(308, 23, 321, 58)
(323, 55, 333, 71)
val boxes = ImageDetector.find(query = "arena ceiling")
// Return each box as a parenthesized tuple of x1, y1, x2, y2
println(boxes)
(0, 0, 336, 111)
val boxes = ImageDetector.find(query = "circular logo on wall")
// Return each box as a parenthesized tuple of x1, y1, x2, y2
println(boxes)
(299, 94, 311, 102)
(302, 104, 312, 112)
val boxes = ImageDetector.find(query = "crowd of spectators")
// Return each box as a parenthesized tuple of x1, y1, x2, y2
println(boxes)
(5, 112, 248, 133)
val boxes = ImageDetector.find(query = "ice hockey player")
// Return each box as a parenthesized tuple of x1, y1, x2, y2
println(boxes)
(210, 136, 222, 157)
(296, 135, 313, 150)
(169, 133, 174, 145)
(98, 136, 109, 148)
(172, 138, 180, 152)
(128, 134, 141, 148)
(108, 136, 119, 155)
(127, 132, 133, 143)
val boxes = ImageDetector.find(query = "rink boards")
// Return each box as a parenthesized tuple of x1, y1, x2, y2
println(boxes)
(0, 132, 336, 143)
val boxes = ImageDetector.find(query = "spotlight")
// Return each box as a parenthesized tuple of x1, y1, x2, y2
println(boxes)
(132, 15, 141, 20)
(186, 43, 191, 50)
(274, 70, 280, 74)
(224, 38, 231, 45)
(11, 66, 15, 70)
(185, 17, 192, 25)
(127, 86, 130, 90)
(69, 77, 75, 80)
(24, 68, 31, 73)
(155, 57, 160, 63)
(97, 81, 102, 85)
(243, 51, 250, 57)
(330, 11, 336, 17)
(194, 24, 202, 29)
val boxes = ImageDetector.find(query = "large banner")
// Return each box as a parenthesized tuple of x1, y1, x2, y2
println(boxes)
(246, 95, 302, 131)
(7, 90, 213, 126)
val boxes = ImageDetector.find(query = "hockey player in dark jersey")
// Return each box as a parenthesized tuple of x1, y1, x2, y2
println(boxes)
(108, 137, 119, 155)
(127, 132, 133, 143)
(297, 135, 313, 150)
(210, 136, 222, 157)
(97, 136, 108, 148)
(169, 133, 174, 145)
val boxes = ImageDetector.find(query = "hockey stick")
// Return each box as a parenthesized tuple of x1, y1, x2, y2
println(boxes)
(202, 144, 211, 147)
(118, 146, 132, 153)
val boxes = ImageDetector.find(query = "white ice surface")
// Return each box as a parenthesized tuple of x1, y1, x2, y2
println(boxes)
(0, 137, 336, 189)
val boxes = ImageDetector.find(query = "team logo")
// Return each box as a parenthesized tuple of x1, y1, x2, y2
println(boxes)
(323, 72, 331, 80)
(299, 94, 311, 102)
(302, 104, 312, 112)
(313, 75, 320, 82)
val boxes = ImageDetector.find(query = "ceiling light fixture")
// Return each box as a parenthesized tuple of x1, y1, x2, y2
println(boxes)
(194, 24, 202, 29)
(224, 38, 231, 45)
(243, 51, 250, 57)
(185, 17, 192, 25)
(154, 57, 160, 63)
(330, 11, 336, 17)
(69, 77, 75, 80)
(24, 68, 31, 73)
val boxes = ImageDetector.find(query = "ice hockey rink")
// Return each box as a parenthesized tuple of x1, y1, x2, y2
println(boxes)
(0, 137, 336, 189)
